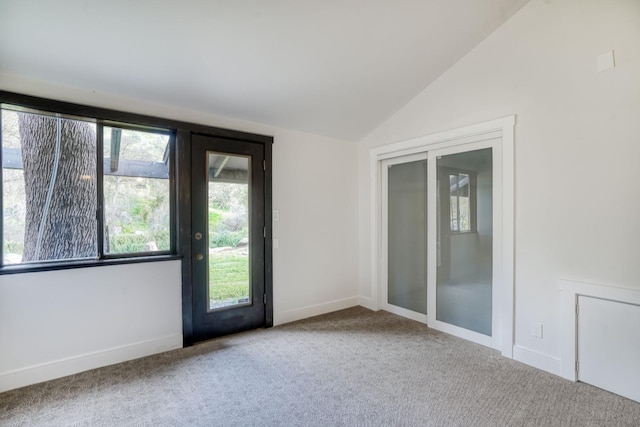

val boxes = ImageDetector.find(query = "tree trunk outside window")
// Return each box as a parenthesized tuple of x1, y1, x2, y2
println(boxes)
(18, 113, 97, 262)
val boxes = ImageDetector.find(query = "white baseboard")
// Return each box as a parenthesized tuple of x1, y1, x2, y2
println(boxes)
(273, 296, 360, 326)
(0, 334, 182, 393)
(513, 345, 561, 377)
(358, 296, 372, 309)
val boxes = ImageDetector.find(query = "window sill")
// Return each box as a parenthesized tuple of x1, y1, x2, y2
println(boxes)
(0, 254, 182, 275)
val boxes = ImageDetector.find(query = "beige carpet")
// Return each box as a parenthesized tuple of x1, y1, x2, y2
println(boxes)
(1, 307, 639, 426)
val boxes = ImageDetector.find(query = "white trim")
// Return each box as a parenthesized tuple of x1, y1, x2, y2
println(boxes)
(370, 117, 512, 159)
(427, 149, 437, 327)
(500, 119, 515, 358)
(380, 153, 428, 318)
(379, 159, 389, 314)
(558, 279, 640, 381)
(370, 150, 381, 310)
(432, 320, 493, 348)
(513, 345, 561, 376)
(369, 116, 516, 356)
(273, 296, 359, 326)
(374, 131, 503, 162)
(381, 152, 429, 165)
(382, 304, 427, 324)
(0, 334, 182, 393)
(492, 139, 504, 351)
(358, 296, 372, 309)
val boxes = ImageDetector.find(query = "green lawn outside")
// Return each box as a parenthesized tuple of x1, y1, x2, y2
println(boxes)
(209, 251, 249, 301)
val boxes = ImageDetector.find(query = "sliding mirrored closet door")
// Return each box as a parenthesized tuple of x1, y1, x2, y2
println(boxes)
(381, 140, 500, 349)
(381, 154, 428, 323)
(433, 148, 493, 337)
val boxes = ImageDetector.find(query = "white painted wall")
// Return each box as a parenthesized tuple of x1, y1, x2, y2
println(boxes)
(0, 74, 359, 391)
(271, 129, 360, 325)
(358, 0, 640, 374)
(0, 261, 182, 392)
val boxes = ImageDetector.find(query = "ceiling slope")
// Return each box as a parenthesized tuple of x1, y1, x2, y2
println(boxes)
(0, 0, 529, 140)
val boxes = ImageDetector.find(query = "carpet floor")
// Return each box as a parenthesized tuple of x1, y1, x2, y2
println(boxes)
(1, 307, 639, 426)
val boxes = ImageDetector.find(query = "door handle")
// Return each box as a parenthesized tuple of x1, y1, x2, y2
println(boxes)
(195, 253, 204, 261)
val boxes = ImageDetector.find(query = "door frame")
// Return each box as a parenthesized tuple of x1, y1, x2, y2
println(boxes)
(369, 116, 515, 357)
(179, 130, 273, 346)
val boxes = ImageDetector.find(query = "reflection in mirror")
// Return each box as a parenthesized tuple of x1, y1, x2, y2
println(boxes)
(436, 148, 492, 335)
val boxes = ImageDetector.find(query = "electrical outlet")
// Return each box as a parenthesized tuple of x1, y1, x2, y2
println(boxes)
(531, 322, 543, 339)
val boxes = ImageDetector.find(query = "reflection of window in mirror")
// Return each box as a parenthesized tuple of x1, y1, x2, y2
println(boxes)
(448, 171, 476, 233)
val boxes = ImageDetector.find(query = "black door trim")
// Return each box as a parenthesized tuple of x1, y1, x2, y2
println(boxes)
(180, 131, 272, 346)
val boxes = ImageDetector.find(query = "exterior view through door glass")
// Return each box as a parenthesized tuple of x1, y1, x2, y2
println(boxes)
(207, 152, 250, 310)
(192, 135, 265, 341)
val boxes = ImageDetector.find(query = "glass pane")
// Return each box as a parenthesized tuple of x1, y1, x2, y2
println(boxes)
(387, 159, 427, 314)
(208, 152, 250, 311)
(459, 174, 470, 197)
(2, 108, 97, 264)
(102, 126, 171, 254)
(458, 173, 470, 232)
(450, 194, 458, 231)
(437, 148, 492, 335)
(103, 127, 168, 162)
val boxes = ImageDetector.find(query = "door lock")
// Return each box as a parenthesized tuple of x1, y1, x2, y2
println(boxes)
(194, 232, 203, 240)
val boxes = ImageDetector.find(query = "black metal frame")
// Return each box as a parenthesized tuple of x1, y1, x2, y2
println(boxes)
(96, 121, 177, 260)
(0, 90, 274, 346)
(0, 98, 177, 267)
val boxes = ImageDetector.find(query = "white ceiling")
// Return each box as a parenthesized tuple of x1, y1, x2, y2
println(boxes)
(0, 0, 529, 140)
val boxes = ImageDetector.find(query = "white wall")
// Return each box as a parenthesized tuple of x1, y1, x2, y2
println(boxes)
(0, 261, 182, 392)
(271, 129, 360, 324)
(358, 0, 640, 374)
(0, 74, 359, 391)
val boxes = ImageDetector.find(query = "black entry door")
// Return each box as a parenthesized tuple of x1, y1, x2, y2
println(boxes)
(191, 134, 266, 341)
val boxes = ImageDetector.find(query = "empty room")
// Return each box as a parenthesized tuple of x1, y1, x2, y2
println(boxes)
(1, 0, 640, 425)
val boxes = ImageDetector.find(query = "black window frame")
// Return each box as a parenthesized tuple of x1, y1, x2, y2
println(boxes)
(97, 121, 176, 259)
(0, 92, 179, 274)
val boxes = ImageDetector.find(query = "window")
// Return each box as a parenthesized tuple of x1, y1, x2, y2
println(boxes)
(102, 126, 171, 255)
(448, 171, 476, 233)
(1, 104, 175, 267)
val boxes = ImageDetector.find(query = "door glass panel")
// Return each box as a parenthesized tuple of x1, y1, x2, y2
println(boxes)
(436, 148, 492, 335)
(207, 152, 250, 311)
(387, 159, 427, 314)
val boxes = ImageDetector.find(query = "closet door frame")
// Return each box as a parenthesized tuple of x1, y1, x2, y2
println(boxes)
(369, 116, 515, 357)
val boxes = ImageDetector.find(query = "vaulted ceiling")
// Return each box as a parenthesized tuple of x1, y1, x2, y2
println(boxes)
(0, 0, 529, 140)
